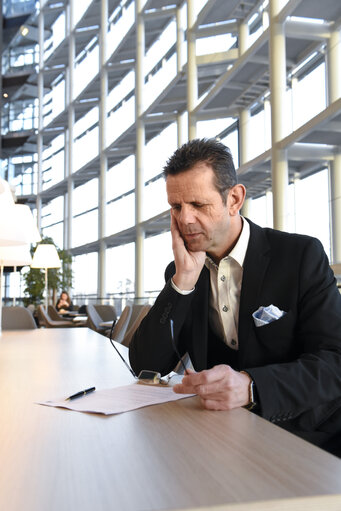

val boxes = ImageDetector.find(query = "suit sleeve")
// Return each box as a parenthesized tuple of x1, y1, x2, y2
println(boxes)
(129, 263, 196, 376)
(246, 237, 341, 425)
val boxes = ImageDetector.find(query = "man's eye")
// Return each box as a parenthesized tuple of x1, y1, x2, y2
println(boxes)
(193, 203, 204, 208)
(171, 205, 181, 210)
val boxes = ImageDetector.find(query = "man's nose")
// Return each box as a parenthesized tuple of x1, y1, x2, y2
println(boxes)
(179, 205, 196, 224)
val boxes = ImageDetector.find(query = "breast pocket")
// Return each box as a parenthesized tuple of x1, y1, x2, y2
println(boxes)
(254, 310, 296, 362)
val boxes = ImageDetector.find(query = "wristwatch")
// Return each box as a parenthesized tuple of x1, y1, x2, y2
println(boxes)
(241, 371, 257, 410)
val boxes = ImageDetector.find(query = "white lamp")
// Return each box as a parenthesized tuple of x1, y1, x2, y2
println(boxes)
(0, 203, 41, 246)
(31, 244, 61, 309)
(0, 178, 41, 333)
(0, 178, 15, 208)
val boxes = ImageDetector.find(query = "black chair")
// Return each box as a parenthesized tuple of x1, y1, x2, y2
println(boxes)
(2, 306, 37, 330)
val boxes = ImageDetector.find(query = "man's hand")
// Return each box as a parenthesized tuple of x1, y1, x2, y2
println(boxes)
(171, 212, 206, 290)
(173, 365, 251, 410)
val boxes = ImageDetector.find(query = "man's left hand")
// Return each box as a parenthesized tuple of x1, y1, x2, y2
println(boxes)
(173, 365, 251, 410)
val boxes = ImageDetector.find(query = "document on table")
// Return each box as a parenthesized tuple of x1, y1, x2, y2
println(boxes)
(37, 383, 194, 415)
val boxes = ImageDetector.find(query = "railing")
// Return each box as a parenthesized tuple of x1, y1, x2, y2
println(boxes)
(72, 292, 160, 316)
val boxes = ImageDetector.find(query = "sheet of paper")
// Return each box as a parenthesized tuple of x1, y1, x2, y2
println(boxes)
(37, 383, 194, 415)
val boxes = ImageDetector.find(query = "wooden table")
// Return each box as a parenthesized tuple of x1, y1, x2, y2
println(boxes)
(0, 328, 341, 511)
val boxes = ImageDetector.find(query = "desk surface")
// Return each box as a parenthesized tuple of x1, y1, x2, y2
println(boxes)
(0, 328, 341, 511)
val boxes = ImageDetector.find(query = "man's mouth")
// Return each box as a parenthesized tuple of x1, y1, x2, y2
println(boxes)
(184, 232, 202, 239)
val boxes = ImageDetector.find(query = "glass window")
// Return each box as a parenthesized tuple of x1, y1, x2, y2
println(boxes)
(144, 232, 173, 293)
(72, 210, 98, 247)
(73, 252, 98, 295)
(144, 124, 177, 182)
(73, 179, 99, 216)
(106, 243, 135, 294)
(292, 64, 326, 129)
(42, 223, 64, 250)
(106, 194, 135, 236)
(295, 169, 330, 256)
(143, 178, 168, 221)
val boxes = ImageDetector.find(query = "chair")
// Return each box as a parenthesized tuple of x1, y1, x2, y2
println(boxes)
(37, 305, 80, 328)
(121, 304, 151, 347)
(110, 304, 133, 343)
(2, 306, 37, 330)
(94, 304, 117, 323)
(86, 304, 116, 335)
(48, 305, 67, 322)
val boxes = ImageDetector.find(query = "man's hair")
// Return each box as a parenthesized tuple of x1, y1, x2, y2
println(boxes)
(163, 138, 237, 203)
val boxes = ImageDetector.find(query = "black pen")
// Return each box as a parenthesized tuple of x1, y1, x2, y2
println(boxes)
(65, 386, 96, 401)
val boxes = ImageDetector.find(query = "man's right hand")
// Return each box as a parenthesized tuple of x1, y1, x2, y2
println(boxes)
(171, 211, 206, 290)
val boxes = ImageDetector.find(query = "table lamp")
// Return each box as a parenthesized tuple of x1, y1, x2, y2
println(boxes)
(31, 244, 61, 309)
(0, 178, 41, 333)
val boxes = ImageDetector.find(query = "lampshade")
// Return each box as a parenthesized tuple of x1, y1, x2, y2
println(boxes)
(31, 244, 61, 269)
(0, 203, 41, 246)
(0, 244, 32, 266)
(0, 178, 15, 208)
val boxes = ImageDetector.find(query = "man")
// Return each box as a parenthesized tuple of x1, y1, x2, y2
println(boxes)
(129, 138, 341, 455)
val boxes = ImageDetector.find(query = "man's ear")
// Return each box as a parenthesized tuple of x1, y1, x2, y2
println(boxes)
(228, 184, 246, 215)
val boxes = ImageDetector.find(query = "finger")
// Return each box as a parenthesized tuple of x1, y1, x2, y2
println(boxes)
(182, 365, 230, 387)
(173, 382, 197, 395)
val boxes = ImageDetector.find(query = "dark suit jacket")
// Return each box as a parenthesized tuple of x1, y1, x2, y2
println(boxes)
(129, 219, 341, 447)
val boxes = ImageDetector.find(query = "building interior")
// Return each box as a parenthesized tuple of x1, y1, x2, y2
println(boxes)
(1, 0, 340, 307)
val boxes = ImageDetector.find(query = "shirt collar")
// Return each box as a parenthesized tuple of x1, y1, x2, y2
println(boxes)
(205, 216, 250, 269)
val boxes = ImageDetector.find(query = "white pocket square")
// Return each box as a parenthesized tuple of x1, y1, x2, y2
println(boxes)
(252, 304, 286, 327)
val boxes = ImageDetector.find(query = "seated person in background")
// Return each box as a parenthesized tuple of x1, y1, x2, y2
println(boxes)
(56, 291, 73, 314)
(129, 138, 341, 457)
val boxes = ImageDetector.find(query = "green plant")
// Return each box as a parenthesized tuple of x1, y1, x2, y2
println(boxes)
(23, 237, 73, 307)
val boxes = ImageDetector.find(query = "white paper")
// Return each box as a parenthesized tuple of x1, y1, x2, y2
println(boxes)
(37, 383, 194, 415)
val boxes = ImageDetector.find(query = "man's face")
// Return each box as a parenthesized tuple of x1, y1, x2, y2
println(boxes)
(166, 163, 241, 260)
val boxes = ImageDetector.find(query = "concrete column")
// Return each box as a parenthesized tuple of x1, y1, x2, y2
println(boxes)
(329, 154, 341, 264)
(66, 0, 75, 250)
(63, 27, 69, 249)
(239, 108, 249, 166)
(187, 0, 197, 140)
(177, 112, 184, 148)
(326, 27, 341, 104)
(266, 189, 273, 228)
(239, 107, 250, 219)
(238, 19, 248, 55)
(36, 6, 44, 232)
(176, 6, 184, 74)
(290, 77, 298, 132)
(135, 0, 145, 298)
(98, 0, 108, 299)
(326, 26, 341, 263)
(264, 98, 271, 149)
(269, 0, 289, 231)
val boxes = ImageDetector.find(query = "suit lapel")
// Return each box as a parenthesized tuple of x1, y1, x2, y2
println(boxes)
(238, 219, 271, 367)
